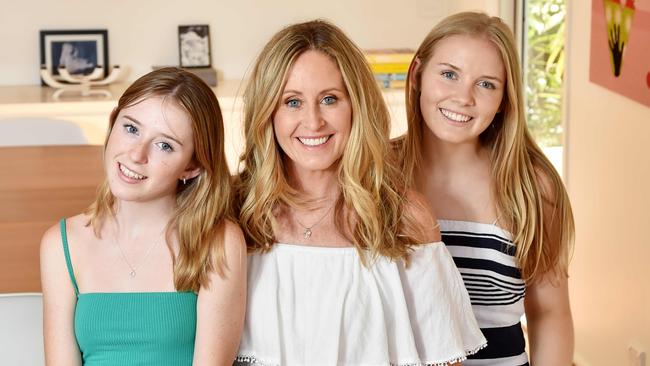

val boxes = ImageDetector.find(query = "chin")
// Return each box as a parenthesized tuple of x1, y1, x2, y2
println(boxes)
(295, 158, 339, 173)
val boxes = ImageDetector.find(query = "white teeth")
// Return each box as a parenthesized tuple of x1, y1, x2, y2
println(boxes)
(119, 163, 146, 180)
(440, 108, 472, 122)
(298, 136, 329, 146)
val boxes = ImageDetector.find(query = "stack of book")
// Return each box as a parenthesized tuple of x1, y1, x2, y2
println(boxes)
(364, 49, 415, 89)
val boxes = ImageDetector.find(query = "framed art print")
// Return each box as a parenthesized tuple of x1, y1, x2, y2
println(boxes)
(39, 29, 108, 83)
(178, 25, 212, 68)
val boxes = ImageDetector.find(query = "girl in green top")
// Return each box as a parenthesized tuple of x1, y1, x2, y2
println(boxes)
(40, 67, 247, 365)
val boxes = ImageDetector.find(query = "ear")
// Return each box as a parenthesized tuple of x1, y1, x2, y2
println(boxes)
(408, 56, 423, 91)
(181, 161, 202, 181)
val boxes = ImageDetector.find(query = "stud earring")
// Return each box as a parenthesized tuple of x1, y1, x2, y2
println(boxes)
(182, 178, 187, 184)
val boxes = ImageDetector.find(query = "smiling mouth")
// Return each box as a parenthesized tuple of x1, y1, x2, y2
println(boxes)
(297, 135, 332, 147)
(119, 163, 147, 180)
(440, 108, 473, 123)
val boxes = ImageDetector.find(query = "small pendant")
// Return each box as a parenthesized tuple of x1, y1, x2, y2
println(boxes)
(129, 270, 136, 278)
(303, 228, 312, 239)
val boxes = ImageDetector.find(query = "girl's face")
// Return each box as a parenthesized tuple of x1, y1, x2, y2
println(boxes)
(417, 34, 506, 146)
(272, 50, 352, 176)
(104, 96, 200, 203)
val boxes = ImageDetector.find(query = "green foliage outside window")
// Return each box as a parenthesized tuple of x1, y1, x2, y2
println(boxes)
(525, 0, 565, 147)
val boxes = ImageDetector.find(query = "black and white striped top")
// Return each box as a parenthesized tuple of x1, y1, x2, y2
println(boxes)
(440, 219, 529, 366)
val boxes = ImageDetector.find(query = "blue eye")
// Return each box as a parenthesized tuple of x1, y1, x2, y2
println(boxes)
(156, 142, 174, 152)
(321, 96, 337, 105)
(123, 124, 139, 135)
(441, 71, 457, 80)
(286, 99, 301, 108)
(477, 80, 496, 89)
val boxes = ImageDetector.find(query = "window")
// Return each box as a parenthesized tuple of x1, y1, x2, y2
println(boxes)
(522, 0, 566, 174)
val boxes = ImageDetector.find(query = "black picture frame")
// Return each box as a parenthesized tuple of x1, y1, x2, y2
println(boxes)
(39, 29, 109, 84)
(178, 25, 211, 68)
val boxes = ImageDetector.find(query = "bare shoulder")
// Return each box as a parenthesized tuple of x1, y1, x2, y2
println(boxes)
(402, 189, 441, 243)
(40, 216, 83, 295)
(221, 219, 247, 264)
(40, 221, 64, 261)
(533, 165, 560, 202)
(40, 214, 93, 264)
(223, 219, 246, 248)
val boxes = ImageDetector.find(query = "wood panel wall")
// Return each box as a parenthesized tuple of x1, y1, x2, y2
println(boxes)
(0, 145, 104, 293)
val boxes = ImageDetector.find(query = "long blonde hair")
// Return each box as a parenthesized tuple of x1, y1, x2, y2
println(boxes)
(236, 20, 425, 261)
(400, 12, 574, 282)
(87, 67, 233, 292)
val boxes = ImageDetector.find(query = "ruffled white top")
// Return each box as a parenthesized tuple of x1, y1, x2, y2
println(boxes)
(236, 242, 487, 366)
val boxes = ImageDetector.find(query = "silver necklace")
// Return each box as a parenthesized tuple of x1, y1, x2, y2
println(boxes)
(114, 239, 162, 278)
(295, 203, 334, 240)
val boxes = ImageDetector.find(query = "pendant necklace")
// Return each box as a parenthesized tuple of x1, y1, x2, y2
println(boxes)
(114, 239, 162, 278)
(295, 203, 334, 240)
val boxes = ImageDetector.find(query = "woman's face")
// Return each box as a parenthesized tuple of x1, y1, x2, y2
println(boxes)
(418, 34, 506, 146)
(104, 96, 200, 203)
(272, 50, 352, 176)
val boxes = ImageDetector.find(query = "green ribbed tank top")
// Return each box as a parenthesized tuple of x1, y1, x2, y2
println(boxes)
(60, 219, 198, 366)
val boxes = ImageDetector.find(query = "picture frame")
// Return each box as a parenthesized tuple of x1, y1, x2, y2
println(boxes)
(178, 25, 212, 68)
(39, 29, 109, 84)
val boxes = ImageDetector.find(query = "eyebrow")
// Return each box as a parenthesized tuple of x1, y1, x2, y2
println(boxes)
(437, 62, 503, 83)
(123, 115, 184, 146)
(282, 87, 347, 95)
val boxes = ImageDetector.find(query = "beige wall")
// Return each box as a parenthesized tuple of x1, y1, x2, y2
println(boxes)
(0, 0, 506, 86)
(566, 1, 650, 365)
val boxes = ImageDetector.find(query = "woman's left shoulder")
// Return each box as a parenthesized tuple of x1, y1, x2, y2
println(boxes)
(222, 219, 247, 252)
(533, 163, 562, 201)
(402, 189, 441, 243)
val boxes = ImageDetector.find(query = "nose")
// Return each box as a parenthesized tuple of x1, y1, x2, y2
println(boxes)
(452, 80, 476, 106)
(303, 103, 325, 130)
(129, 141, 148, 164)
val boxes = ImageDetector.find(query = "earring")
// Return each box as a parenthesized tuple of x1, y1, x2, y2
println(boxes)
(182, 178, 187, 184)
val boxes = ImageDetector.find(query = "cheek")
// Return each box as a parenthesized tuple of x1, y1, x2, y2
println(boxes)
(484, 92, 504, 115)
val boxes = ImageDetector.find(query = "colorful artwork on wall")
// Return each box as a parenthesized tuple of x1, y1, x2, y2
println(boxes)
(590, 0, 650, 107)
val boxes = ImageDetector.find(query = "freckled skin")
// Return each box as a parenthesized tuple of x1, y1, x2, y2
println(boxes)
(105, 97, 199, 203)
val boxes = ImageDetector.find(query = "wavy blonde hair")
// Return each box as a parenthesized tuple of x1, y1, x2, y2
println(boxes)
(86, 67, 233, 292)
(235, 20, 425, 261)
(398, 12, 574, 282)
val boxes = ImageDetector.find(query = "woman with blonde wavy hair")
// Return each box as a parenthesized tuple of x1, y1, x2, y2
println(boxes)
(40, 67, 247, 365)
(234, 19, 486, 366)
(398, 11, 575, 365)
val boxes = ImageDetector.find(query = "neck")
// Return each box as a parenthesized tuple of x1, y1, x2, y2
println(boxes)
(109, 196, 176, 243)
(286, 163, 341, 203)
(417, 127, 490, 188)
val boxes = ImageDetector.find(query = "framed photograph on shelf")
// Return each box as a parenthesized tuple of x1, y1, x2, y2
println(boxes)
(39, 29, 109, 84)
(178, 25, 211, 68)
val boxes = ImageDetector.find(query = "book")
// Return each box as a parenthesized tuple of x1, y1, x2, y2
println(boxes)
(364, 49, 414, 89)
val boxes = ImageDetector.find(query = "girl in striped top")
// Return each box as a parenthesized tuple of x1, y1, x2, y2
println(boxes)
(396, 12, 575, 366)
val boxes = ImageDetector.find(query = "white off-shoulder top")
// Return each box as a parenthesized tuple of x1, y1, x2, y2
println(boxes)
(236, 242, 487, 366)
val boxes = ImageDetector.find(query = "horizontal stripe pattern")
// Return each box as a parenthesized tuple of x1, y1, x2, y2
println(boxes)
(439, 219, 528, 365)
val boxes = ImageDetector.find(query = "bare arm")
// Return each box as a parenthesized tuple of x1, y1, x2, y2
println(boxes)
(525, 169, 574, 365)
(525, 272, 573, 365)
(192, 220, 248, 365)
(40, 223, 82, 366)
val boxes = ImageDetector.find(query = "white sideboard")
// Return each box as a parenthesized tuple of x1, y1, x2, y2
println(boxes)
(0, 81, 407, 172)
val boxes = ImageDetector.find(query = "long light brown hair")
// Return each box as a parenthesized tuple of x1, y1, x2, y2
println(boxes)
(235, 20, 426, 261)
(399, 12, 574, 282)
(87, 67, 233, 292)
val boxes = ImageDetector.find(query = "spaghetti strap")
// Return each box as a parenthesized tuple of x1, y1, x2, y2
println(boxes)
(59, 218, 80, 296)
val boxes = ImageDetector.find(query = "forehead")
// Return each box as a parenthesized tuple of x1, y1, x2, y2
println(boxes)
(283, 50, 346, 90)
(118, 96, 193, 137)
(430, 34, 505, 77)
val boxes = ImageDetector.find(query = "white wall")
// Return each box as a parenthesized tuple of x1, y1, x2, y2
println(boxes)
(0, 0, 505, 86)
(566, 1, 650, 365)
